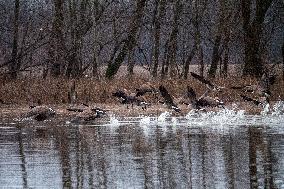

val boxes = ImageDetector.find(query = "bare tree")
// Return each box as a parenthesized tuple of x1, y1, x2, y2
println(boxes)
(182, 0, 206, 79)
(105, 0, 147, 79)
(241, 0, 273, 78)
(65, 0, 93, 78)
(208, 0, 228, 78)
(8, 0, 20, 79)
(49, 0, 66, 77)
(282, 40, 284, 80)
(151, 0, 166, 78)
(161, 0, 182, 78)
(0, 0, 282, 81)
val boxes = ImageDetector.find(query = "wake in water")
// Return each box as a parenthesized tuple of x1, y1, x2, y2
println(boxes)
(108, 101, 284, 128)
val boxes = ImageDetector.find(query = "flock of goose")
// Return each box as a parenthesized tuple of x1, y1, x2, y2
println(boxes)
(24, 71, 277, 123)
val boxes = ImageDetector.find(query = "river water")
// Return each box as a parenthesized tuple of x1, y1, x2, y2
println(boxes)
(0, 107, 284, 189)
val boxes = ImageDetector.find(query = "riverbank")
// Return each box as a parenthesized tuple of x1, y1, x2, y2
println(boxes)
(1, 101, 282, 123)
(1, 75, 283, 121)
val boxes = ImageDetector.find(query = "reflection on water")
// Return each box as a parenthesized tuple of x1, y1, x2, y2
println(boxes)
(0, 116, 284, 188)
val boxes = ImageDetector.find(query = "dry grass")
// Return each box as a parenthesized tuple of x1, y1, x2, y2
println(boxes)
(0, 74, 283, 105)
(0, 65, 284, 119)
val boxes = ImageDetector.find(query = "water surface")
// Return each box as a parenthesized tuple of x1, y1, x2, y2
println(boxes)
(1, 111, 284, 188)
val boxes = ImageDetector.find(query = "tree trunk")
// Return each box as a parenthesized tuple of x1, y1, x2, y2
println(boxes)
(160, 39, 169, 79)
(208, 0, 227, 78)
(66, 0, 90, 78)
(165, 0, 182, 78)
(127, 48, 135, 77)
(221, 31, 230, 78)
(105, 0, 147, 79)
(242, 0, 273, 78)
(222, 47, 229, 78)
(152, 0, 166, 78)
(183, 44, 197, 79)
(199, 46, 204, 77)
(9, 0, 20, 79)
(208, 35, 222, 78)
(282, 39, 284, 80)
(49, 0, 66, 77)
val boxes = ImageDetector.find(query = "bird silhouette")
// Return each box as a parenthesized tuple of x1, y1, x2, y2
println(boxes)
(158, 85, 180, 112)
(25, 106, 56, 121)
(186, 86, 224, 109)
(112, 90, 147, 109)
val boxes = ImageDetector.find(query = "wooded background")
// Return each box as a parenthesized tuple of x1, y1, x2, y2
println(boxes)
(0, 0, 283, 80)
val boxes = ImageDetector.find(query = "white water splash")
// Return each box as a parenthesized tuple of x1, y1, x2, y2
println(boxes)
(172, 117, 178, 126)
(139, 116, 151, 136)
(157, 111, 171, 123)
(109, 115, 120, 132)
(171, 117, 178, 133)
(186, 108, 246, 127)
(184, 101, 284, 128)
(139, 116, 151, 125)
(272, 101, 284, 116)
(260, 103, 270, 116)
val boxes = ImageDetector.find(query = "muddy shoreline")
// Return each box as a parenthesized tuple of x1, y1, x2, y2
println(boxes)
(0, 101, 276, 122)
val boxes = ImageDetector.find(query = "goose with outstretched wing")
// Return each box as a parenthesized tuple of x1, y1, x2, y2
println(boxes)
(159, 85, 181, 112)
(112, 90, 147, 109)
(186, 86, 224, 109)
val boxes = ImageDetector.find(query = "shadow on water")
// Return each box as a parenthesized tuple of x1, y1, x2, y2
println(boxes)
(17, 127, 28, 189)
(0, 118, 284, 188)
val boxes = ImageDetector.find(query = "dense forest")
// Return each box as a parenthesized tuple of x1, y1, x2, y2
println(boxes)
(0, 0, 283, 80)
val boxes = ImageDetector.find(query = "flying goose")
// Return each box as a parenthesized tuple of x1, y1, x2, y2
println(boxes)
(187, 86, 224, 109)
(25, 106, 56, 121)
(112, 90, 147, 109)
(190, 72, 224, 92)
(158, 85, 181, 112)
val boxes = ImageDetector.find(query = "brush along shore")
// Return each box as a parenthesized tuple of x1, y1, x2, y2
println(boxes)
(0, 76, 283, 104)
(0, 74, 283, 121)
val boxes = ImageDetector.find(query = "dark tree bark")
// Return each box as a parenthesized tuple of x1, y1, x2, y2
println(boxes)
(282, 39, 284, 80)
(208, 35, 222, 78)
(164, 0, 182, 78)
(222, 47, 229, 78)
(127, 48, 135, 77)
(182, 0, 206, 79)
(105, 0, 147, 79)
(160, 39, 169, 79)
(66, 0, 92, 78)
(242, 0, 273, 78)
(182, 44, 197, 79)
(49, 0, 66, 77)
(208, 0, 227, 78)
(151, 0, 166, 78)
(199, 46, 204, 77)
(9, 0, 20, 79)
